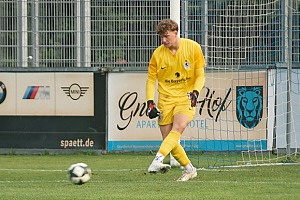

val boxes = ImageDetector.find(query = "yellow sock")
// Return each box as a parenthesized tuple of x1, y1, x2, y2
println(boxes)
(171, 143, 190, 167)
(157, 130, 181, 157)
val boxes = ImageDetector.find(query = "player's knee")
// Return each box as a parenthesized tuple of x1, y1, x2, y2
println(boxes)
(172, 121, 189, 132)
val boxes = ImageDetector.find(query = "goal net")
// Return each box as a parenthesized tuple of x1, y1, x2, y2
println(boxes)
(182, 0, 300, 168)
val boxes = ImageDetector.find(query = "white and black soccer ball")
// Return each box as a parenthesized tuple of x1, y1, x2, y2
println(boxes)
(67, 163, 92, 185)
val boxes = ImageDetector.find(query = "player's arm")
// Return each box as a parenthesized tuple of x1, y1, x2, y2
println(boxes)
(146, 76, 156, 102)
(193, 44, 206, 92)
(146, 54, 160, 119)
(188, 44, 206, 107)
(146, 53, 157, 101)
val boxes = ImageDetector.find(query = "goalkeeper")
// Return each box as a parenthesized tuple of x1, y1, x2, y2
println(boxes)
(146, 19, 206, 181)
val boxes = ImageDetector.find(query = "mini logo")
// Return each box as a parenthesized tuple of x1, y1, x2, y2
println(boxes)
(61, 83, 89, 100)
(175, 72, 180, 78)
(0, 81, 7, 104)
(23, 86, 50, 99)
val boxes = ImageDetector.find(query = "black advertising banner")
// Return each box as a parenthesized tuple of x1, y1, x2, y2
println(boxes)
(0, 132, 104, 149)
(0, 73, 106, 150)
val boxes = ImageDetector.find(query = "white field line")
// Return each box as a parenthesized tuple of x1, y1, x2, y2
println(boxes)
(0, 168, 300, 185)
(0, 179, 300, 186)
(0, 168, 145, 172)
(0, 167, 292, 172)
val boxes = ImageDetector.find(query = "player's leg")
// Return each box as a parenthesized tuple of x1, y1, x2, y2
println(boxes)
(148, 95, 174, 173)
(148, 114, 190, 173)
(148, 124, 173, 173)
(160, 118, 181, 167)
(171, 143, 197, 181)
(170, 151, 181, 167)
(172, 102, 197, 181)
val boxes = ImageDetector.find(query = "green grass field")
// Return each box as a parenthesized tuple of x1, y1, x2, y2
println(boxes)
(0, 153, 300, 200)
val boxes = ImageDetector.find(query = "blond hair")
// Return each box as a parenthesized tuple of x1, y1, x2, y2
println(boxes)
(156, 19, 178, 35)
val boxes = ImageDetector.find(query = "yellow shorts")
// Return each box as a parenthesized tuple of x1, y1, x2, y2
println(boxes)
(157, 94, 196, 125)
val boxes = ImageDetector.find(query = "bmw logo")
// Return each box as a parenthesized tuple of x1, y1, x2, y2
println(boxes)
(0, 81, 7, 104)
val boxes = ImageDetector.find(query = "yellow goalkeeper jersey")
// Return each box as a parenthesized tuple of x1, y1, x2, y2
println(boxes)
(146, 38, 206, 100)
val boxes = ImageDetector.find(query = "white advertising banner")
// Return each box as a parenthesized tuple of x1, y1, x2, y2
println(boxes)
(56, 73, 94, 116)
(108, 71, 267, 151)
(108, 72, 162, 151)
(0, 72, 93, 116)
(17, 73, 56, 115)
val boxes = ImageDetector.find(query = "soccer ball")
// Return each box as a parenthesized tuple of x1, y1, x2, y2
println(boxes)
(67, 163, 92, 185)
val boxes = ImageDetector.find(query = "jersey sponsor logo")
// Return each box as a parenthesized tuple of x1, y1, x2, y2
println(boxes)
(164, 77, 191, 84)
(61, 83, 89, 100)
(0, 81, 7, 104)
(236, 86, 263, 129)
(23, 86, 50, 99)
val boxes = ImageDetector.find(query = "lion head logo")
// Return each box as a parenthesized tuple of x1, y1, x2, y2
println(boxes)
(236, 86, 263, 129)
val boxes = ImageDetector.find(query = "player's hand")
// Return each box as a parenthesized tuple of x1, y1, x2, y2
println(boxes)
(187, 90, 199, 107)
(147, 100, 160, 119)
